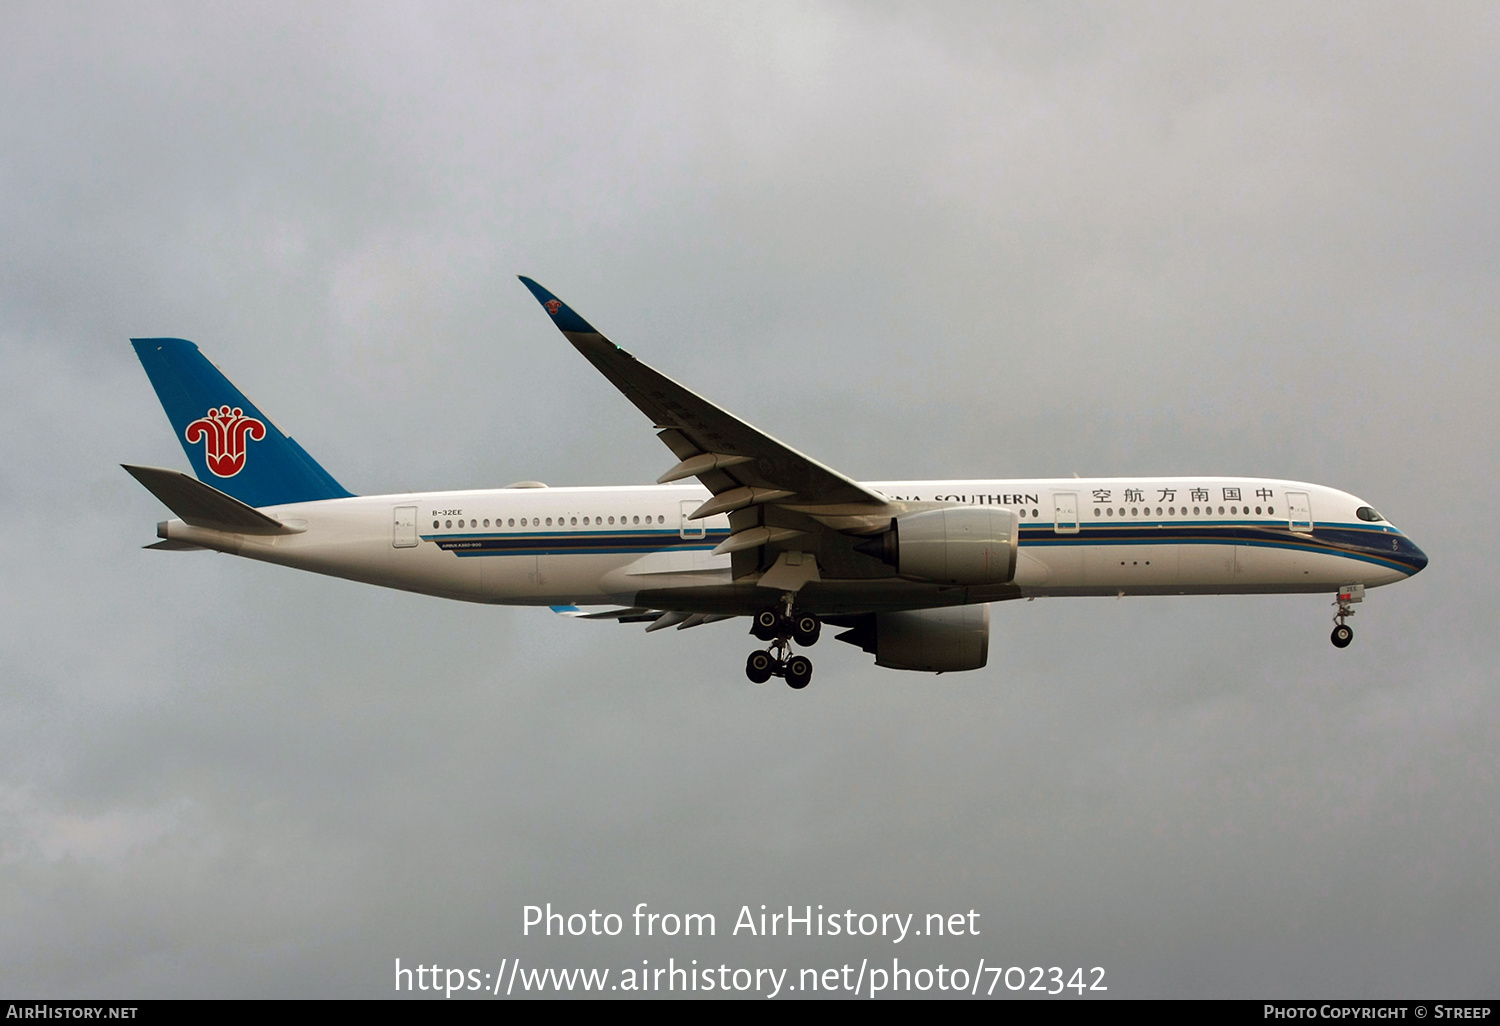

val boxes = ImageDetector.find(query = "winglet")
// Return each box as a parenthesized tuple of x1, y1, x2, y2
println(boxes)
(517, 277, 601, 335)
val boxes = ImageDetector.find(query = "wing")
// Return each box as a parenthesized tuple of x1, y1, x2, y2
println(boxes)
(519, 278, 894, 585)
(550, 605, 739, 631)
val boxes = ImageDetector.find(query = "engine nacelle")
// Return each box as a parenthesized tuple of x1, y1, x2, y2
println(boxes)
(834, 604, 990, 673)
(858, 507, 1019, 585)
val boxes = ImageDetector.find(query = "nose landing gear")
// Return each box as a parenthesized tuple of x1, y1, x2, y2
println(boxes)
(1330, 584, 1364, 649)
(744, 602, 819, 689)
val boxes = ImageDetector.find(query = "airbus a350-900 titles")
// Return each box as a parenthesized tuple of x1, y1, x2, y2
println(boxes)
(125, 278, 1428, 689)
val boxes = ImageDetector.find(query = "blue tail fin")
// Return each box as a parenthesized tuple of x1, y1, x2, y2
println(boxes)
(132, 338, 353, 507)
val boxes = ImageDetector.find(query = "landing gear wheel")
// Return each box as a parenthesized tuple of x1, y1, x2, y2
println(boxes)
(751, 609, 782, 642)
(745, 650, 775, 684)
(792, 614, 821, 647)
(784, 655, 813, 690)
(1330, 586, 1361, 650)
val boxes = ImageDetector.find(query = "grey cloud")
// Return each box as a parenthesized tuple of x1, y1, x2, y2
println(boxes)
(1, 0, 1495, 998)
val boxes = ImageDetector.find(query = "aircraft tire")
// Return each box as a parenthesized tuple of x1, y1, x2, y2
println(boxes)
(792, 614, 821, 647)
(746, 650, 775, 684)
(1331, 624, 1354, 648)
(752, 609, 782, 642)
(785, 655, 812, 690)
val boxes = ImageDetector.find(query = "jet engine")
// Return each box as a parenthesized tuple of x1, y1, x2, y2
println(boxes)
(834, 604, 990, 672)
(856, 507, 1019, 585)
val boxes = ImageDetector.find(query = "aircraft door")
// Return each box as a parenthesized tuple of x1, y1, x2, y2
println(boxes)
(679, 499, 706, 540)
(392, 505, 418, 548)
(1286, 491, 1313, 534)
(1052, 491, 1080, 535)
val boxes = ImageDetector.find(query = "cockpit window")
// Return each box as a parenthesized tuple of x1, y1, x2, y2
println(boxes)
(1356, 506, 1385, 522)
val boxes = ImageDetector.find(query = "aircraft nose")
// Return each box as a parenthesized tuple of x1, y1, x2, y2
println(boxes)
(1401, 535, 1429, 575)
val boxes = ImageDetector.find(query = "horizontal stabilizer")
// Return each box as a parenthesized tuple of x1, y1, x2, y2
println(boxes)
(143, 538, 208, 551)
(122, 465, 302, 535)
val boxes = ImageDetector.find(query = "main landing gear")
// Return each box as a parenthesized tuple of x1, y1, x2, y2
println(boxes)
(745, 601, 820, 689)
(1330, 584, 1364, 649)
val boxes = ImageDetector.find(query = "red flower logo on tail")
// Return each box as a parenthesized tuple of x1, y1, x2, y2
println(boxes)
(185, 406, 266, 478)
(544, 299, 562, 314)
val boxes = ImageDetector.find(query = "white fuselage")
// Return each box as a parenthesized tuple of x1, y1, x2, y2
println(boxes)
(158, 476, 1425, 611)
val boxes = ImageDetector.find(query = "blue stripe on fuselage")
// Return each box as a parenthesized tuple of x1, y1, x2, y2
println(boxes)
(1015, 520, 1425, 574)
(417, 521, 1424, 576)
(424, 529, 729, 559)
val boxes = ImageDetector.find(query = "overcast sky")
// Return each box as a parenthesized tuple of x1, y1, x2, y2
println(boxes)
(2, 0, 1496, 999)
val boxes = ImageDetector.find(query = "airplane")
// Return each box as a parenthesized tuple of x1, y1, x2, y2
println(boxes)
(124, 277, 1429, 690)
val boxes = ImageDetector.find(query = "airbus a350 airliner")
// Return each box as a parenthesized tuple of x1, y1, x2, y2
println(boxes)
(125, 278, 1428, 689)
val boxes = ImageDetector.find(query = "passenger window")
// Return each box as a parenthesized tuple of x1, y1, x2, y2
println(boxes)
(445, 520, 452, 528)
(1218, 506, 1225, 515)
(570, 517, 577, 526)
(1268, 506, 1275, 515)
(432, 520, 439, 529)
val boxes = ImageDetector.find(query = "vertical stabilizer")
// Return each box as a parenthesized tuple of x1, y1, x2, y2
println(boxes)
(131, 338, 353, 507)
